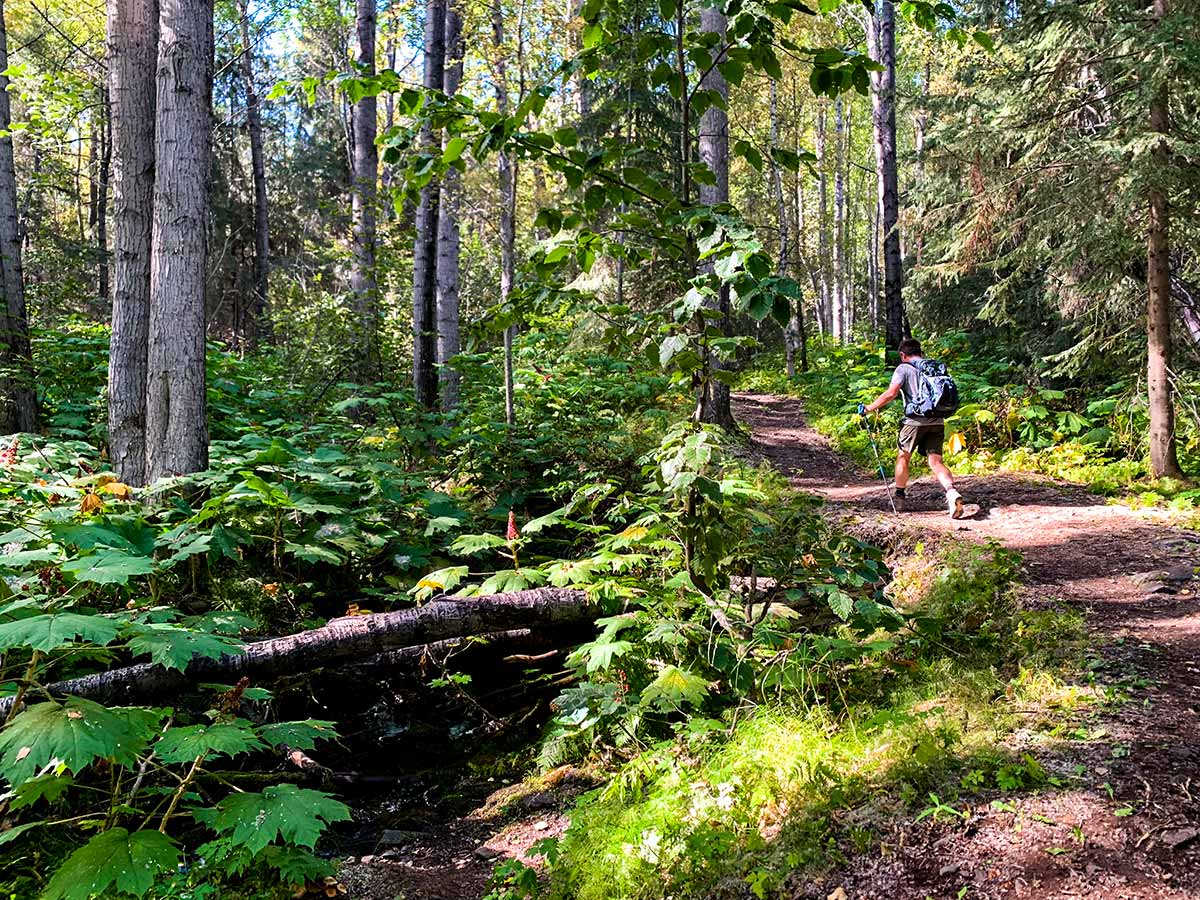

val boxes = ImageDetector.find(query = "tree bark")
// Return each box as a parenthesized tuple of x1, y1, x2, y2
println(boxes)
(815, 104, 830, 335)
(0, 0, 34, 435)
(145, 0, 212, 482)
(493, 0, 517, 428)
(695, 4, 735, 430)
(97, 88, 111, 308)
(769, 80, 798, 377)
(412, 0, 446, 410)
(106, 0, 157, 482)
(1146, 0, 1182, 478)
(350, 0, 379, 379)
(0, 589, 591, 713)
(833, 97, 845, 342)
(238, 0, 271, 346)
(436, 0, 463, 411)
(869, 0, 904, 351)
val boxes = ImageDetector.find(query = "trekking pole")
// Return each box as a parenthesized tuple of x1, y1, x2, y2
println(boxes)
(857, 406, 897, 514)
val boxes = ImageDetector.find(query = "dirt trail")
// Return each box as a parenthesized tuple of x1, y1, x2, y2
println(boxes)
(736, 392, 1200, 900)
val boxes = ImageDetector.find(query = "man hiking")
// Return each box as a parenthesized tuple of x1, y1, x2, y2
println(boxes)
(859, 338, 966, 518)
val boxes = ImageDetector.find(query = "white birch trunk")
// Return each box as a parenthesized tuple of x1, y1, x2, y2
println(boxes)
(436, 1, 463, 410)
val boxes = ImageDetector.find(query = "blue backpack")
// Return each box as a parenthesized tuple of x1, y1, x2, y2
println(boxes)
(904, 359, 960, 418)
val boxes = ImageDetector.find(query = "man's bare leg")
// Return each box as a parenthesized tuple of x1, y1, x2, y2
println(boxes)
(928, 453, 965, 518)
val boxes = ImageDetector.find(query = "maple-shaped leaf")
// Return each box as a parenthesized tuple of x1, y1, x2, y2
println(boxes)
(154, 721, 266, 764)
(0, 699, 162, 785)
(639, 665, 711, 713)
(0, 613, 119, 653)
(193, 784, 351, 854)
(61, 550, 155, 585)
(9, 770, 73, 810)
(42, 828, 179, 900)
(125, 624, 244, 671)
(257, 719, 338, 751)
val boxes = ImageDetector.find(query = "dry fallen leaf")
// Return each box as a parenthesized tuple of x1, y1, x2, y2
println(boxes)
(80, 492, 103, 514)
(66, 710, 84, 720)
(101, 481, 132, 500)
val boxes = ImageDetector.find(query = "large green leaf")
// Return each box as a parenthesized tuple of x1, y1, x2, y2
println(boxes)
(155, 721, 266, 763)
(42, 828, 180, 900)
(193, 785, 351, 854)
(61, 550, 155, 585)
(257, 719, 338, 751)
(0, 699, 162, 785)
(0, 613, 119, 652)
(126, 624, 244, 671)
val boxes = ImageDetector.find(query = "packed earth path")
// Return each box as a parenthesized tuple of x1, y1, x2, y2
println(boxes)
(735, 392, 1200, 900)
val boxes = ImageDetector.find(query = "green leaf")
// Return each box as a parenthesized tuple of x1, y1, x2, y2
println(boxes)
(258, 720, 338, 751)
(0, 613, 119, 653)
(973, 30, 994, 51)
(61, 550, 156, 585)
(0, 700, 163, 785)
(193, 785, 351, 854)
(8, 770, 74, 811)
(155, 721, 266, 764)
(43, 828, 180, 900)
(573, 639, 633, 673)
(126, 624, 244, 672)
(640, 665, 710, 711)
(448, 533, 509, 555)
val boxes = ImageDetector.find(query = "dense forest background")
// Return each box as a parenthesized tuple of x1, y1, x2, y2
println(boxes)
(0, 0, 1198, 896)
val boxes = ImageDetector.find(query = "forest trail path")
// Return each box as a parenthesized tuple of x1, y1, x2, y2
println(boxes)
(735, 392, 1200, 900)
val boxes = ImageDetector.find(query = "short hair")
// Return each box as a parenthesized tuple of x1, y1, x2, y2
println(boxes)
(898, 338, 923, 357)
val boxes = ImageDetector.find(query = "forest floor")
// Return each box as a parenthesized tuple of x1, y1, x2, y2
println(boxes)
(735, 392, 1200, 900)
(338, 393, 1200, 900)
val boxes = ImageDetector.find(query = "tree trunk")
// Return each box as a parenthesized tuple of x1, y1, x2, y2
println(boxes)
(412, 0, 446, 410)
(1146, 0, 1182, 478)
(436, 0, 463, 411)
(815, 104, 830, 335)
(238, 0, 271, 347)
(770, 80, 797, 377)
(869, 0, 904, 351)
(0, 589, 591, 713)
(0, 0, 34, 435)
(106, 0, 157, 482)
(350, 0, 379, 379)
(695, 5, 734, 430)
(493, 0, 517, 428)
(97, 88, 111, 307)
(833, 97, 845, 342)
(145, 0, 212, 481)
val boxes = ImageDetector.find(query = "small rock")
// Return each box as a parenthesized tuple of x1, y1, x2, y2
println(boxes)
(1085, 862, 1101, 876)
(474, 845, 502, 860)
(939, 863, 961, 876)
(519, 791, 557, 811)
(1163, 827, 1199, 849)
(358, 855, 374, 865)
(533, 820, 549, 831)
(827, 888, 848, 900)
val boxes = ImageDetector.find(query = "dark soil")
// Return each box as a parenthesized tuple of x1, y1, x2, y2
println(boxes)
(735, 392, 1200, 900)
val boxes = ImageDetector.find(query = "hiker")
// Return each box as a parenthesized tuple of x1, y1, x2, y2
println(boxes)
(858, 338, 965, 518)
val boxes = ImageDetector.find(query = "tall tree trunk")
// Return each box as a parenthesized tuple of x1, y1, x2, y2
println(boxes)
(493, 0, 517, 427)
(350, 0, 378, 379)
(1146, 0, 1182, 478)
(106, 0, 156, 482)
(436, 0, 463, 410)
(238, 0, 270, 346)
(145, 0, 212, 481)
(695, 4, 734, 429)
(0, 0, 33, 435)
(845, 102, 855, 336)
(97, 88, 111, 307)
(770, 80, 798, 377)
(913, 57, 929, 269)
(869, 0, 904, 351)
(412, 0, 446, 410)
(815, 104, 830, 335)
(833, 97, 845, 342)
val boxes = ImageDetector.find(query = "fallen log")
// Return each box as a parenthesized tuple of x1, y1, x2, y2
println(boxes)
(0, 588, 590, 713)
(347, 627, 579, 674)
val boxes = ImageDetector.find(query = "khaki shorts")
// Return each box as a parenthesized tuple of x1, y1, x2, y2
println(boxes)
(898, 423, 945, 458)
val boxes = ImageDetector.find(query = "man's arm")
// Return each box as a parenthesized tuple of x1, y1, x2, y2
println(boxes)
(863, 383, 901, 414)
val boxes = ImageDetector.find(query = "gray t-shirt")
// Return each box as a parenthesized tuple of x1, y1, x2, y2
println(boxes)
(890, 359, 943, 426)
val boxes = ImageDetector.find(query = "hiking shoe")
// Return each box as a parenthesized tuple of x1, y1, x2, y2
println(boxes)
(947, 490, 965, 519)
(892, 490, 906, 512)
